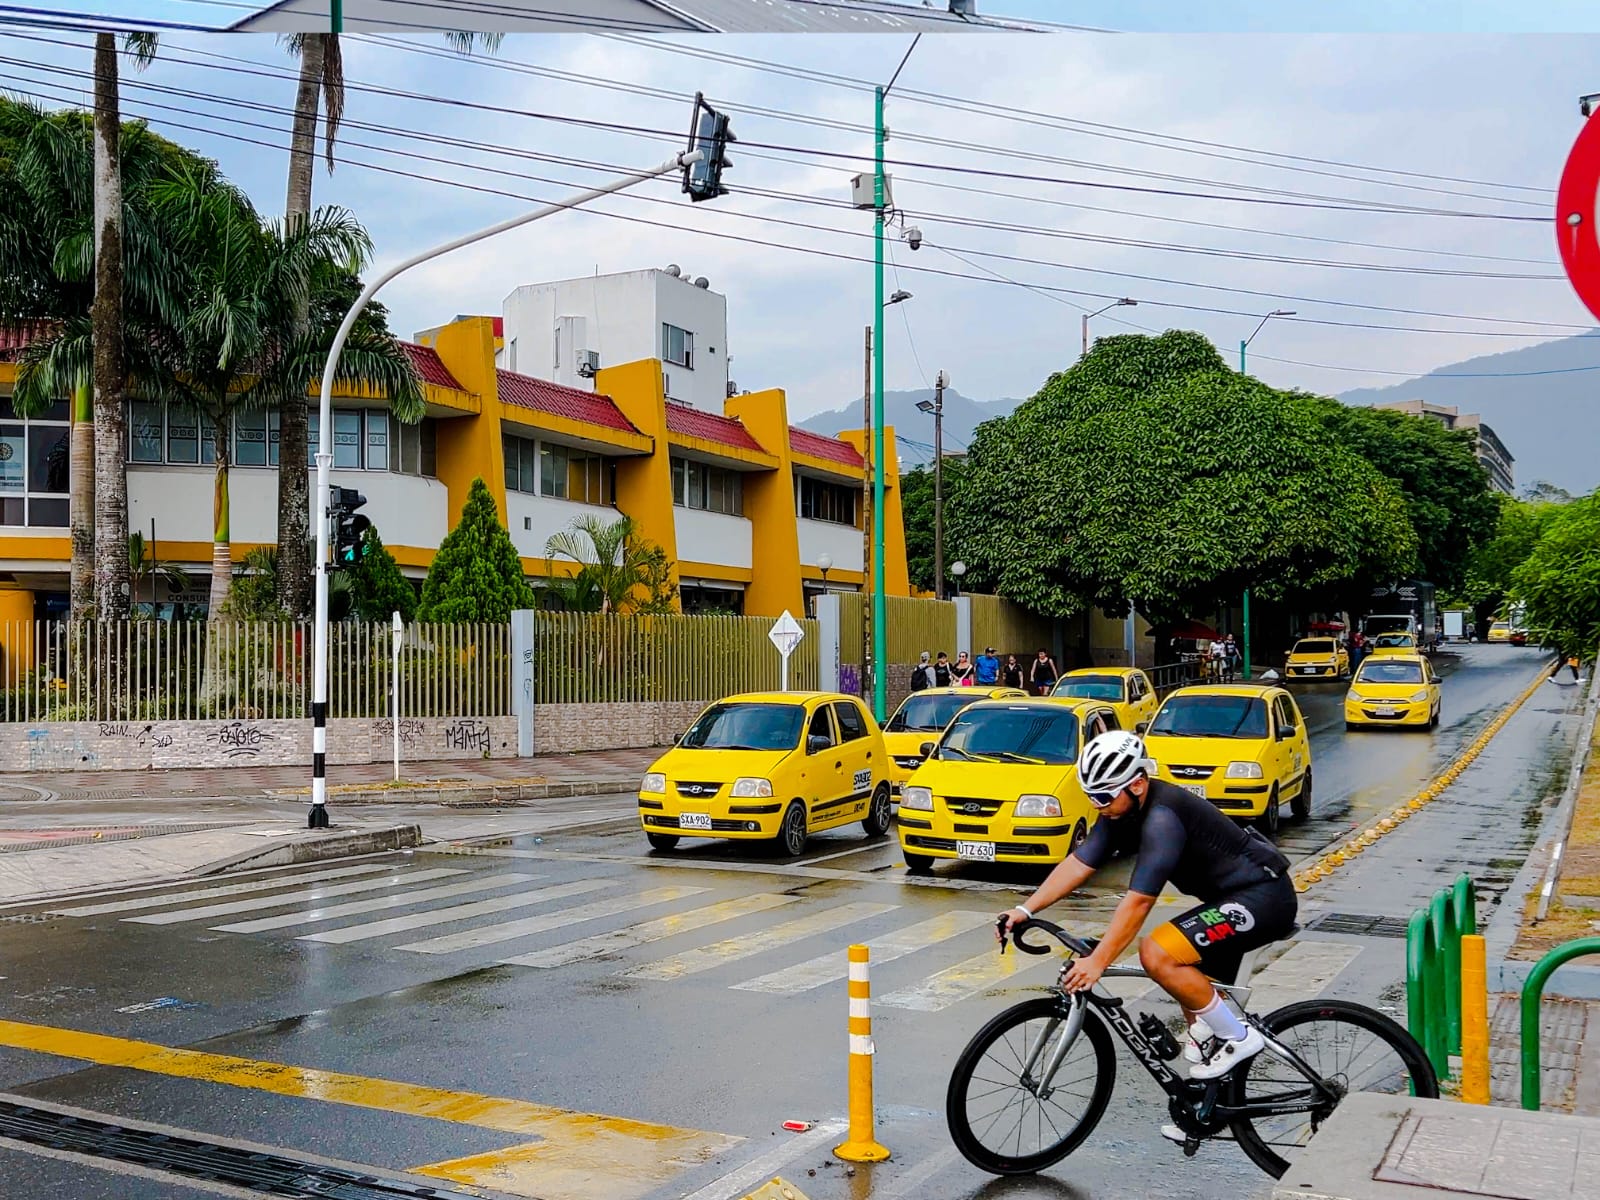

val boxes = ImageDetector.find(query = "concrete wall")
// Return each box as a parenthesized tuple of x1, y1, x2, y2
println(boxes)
(534, 700, 706, 755)
(674, 507, 753, 570)
(506, 491, 618, 562)
(797, 518, 864, 575)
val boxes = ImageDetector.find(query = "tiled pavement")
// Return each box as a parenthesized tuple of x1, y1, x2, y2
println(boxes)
(0, 746, 660, 803)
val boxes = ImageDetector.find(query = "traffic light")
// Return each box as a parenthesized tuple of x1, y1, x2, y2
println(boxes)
(682, 92, 734, 203)
(330, 486, 371, 568)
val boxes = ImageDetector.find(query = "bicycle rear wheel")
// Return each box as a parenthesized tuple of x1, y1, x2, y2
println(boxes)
(946, 996, 1116, 1175)
(1228, 999, 1439, 1178)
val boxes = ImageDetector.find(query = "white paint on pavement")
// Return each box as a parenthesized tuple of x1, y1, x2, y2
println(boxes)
(300, 879, 616, 946)
(731, 910, 996, 995)
(210, 874, 539, 933)
(125, 869, 466, 925)
(676, 1120, 846, 1200)
(47, 864, 394, 917)
(623, 902, 899, 982)
(500, 893, 799, 969)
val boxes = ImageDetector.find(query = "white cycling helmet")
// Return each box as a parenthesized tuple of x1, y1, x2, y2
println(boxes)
(1078, 730, 1154, 795)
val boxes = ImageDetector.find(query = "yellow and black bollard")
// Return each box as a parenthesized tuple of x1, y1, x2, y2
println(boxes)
(834, 944, 890, 1162)
(1460, 933, 1491, 1104)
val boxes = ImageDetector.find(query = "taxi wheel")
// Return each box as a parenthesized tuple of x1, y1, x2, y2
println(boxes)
(863, 784, 893, 838)
(1290, 770, 1311, 822)
(1254, 787, 1281, 838)
(1429, 704, 1441, 730)
(774, 801, 808, 857)
(1069, 819, 1088, 854)
(646, 833, 680, 852)
(904, 852, 934, 875)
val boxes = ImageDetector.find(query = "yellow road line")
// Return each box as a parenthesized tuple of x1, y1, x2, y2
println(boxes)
(0, 1019, 738, 1200)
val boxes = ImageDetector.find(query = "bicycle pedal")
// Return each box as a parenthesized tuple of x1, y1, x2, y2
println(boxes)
(1183, 1137, 1201, 1157)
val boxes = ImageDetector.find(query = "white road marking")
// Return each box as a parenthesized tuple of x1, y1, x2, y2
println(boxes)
(876, 942, 1060, 1012)
(880, 1146, 963, 1199)
(125, 869, 466, 925)
(47, 864, 394, 917)
(624, 901, 899, 982)
(300, 879, 616, 946)
(731, 910, 996, 995)
(210, 874, 538, 934)
(676, 1120, 847, 1200)
(380, 896, 707, 960)
(499, 893, 798, 969)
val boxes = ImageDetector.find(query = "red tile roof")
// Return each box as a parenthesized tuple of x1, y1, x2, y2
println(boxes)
(0, 321, 55, 362)
(788, 426, 864, 469)
(497, 369, 640, 435)
(665, 403, 766, 454)
(400, 342, 466, 391)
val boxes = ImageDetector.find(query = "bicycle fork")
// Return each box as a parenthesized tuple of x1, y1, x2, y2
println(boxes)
(1017, 996, 1088, 1103)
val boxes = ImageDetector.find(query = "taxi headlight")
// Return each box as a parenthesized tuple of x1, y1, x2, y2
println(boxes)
(1225, 761, 1264, 779)
(640, 772, 666, 794)
(730, 777, 773, 798)
(1410, 690, 1430, 703)
(1015, 794, 1062, 818)
(901, 786, 934, 811)
(1346, 692, 1366, 704)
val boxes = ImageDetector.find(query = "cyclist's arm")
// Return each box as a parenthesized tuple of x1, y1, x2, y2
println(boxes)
(1074, 889, 1158, 976)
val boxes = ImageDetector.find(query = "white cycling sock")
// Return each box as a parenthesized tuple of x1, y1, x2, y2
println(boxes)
(1196, 991, 1247, 1041)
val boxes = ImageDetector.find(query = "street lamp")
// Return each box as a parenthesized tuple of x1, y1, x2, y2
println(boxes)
(1236, 309, 1296, 684)
(817, 552, 832, 591)
(1082, 298, 1137, 357)
(888, 290, 912, 305)
(950, 560, 966, 598)
(916, 369, 949, 598)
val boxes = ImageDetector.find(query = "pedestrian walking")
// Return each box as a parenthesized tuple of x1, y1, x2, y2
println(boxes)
(1029, 648, 1059, 696)
(975, 646, 1000, 686)
(910, 651, 934, 692)
(1225, 634, 1242, 683)
(952, 651, 976, 687)
(1551, 650, 1581, 683)
(1208, 637, 1228, 683)
(1001, 654, 1026, 690)
(933, 651, 953, 688)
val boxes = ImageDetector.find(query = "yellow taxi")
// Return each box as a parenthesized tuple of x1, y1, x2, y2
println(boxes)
(638, 692, 892, 856)
(1367, 631, 1418, 656)
(1048, 667, 1160, 731)
(1283, 637, 1350, 681)
(1486, 621, 1512, 644)
(1344, 653, 1440, 731)
(882, 686, 1028, 791)
(1143, 684, 1312, 836)
(897, 698, 1119, 874)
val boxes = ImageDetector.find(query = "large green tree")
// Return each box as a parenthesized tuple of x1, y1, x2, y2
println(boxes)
(945, 330, 1417, 619)
(1511, 492, 1600, 658)
(418, 478, 536, 621)
(1457, 494, 1565, 629)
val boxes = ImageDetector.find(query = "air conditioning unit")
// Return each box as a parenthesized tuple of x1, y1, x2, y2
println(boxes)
(576, 350, 600, 379)
(851, 172, 892, 210)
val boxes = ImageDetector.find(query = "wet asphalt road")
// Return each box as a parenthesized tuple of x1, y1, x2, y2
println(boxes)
(0, 645, 1569, 1200)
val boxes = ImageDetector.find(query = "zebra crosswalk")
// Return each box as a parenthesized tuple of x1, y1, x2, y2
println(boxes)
(41, 858, 1089, 1013)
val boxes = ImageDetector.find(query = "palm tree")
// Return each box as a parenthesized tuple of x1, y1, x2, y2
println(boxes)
(275, 31, 502, 618)
(90, 31, 158, 620)
(544, 514, 676, 614)
(145, 168, 424, 619)
(127, 530, 190, 614)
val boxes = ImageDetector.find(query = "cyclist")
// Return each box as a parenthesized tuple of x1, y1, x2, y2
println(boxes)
(997, 730, 1297, 1082)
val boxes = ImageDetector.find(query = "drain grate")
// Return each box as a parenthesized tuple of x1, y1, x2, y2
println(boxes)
(0, 912, 60, 925)
(0, 1099, 467, 1198)
(1306, 912, 1412, 939)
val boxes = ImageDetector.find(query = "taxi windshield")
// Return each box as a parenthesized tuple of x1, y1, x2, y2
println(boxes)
(1357, 660, 1424, 685)
(1052, 676, 1124, 702)
(1293, 639, 1335, 655)
(888, 693, 975, 732)
(936, 706, 1079, 765)
(681, 703, 804, 751)
(1149, 694, 1268, 739)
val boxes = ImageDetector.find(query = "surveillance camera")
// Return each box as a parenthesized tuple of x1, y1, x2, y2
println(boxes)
(1583, 93, 1600, 117)
(905, 226, 923, 251)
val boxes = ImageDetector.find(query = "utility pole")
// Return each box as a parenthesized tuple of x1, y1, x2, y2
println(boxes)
(870, 83, 888, 722)
(861, 325, 873, 700)
(918, 372, 947, 599)
(1237, 309, 1295, 682)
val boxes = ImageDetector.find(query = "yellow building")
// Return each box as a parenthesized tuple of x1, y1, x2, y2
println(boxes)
(0, 282, 911, 622)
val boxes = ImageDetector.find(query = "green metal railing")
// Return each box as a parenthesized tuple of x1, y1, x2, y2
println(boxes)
(1521, 936, 1600, 1111)
(1406, 873, 1477, 1079)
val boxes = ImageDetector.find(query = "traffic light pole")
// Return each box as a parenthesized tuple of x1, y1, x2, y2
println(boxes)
(306, 149, 705, 828)
(870, 85, 887, 723)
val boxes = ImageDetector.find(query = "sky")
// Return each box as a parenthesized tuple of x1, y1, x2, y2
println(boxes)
(1, 23, 1596, 436)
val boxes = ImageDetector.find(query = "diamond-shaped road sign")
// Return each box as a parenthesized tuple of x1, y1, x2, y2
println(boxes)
(768, 610, 805, 659)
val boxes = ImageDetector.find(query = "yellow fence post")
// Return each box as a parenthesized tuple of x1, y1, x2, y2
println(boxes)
(834, 944, 890, 1163)
(1460, 934, 1491, 1105)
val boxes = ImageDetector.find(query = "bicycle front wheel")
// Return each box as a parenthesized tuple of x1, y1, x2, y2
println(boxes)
(946, 996, 1116, 1175)
(1229, 999, 1439, 1178)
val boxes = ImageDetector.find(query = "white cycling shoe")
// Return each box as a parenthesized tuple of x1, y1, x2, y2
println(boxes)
(1189, 1027, 1265, 1080)
(1181, 1017, 1214, 1065)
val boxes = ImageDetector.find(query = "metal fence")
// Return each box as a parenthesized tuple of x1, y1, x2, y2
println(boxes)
(969, 593, 1055, 659)
(0, 620, 511, 722)
(533, 611, 819, 704)
(883, 594, 958, 663)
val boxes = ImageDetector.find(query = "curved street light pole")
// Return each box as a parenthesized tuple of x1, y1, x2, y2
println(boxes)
(1081, 297, 1137, 358)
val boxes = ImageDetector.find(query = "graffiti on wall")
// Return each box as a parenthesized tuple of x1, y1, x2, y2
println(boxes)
(373, 718, 429, 748)
(24, 728, 98, 769)
(207, 721, 277, 759)
(444, 719, 491, 756)
(96, 723, 172, 749)
(839, 663, 862, 697)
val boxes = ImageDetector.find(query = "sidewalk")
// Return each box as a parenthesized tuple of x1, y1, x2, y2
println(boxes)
(0, 746, 658, 806)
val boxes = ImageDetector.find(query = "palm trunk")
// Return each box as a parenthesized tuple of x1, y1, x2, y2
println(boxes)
(208, 416, 233, 620)
(91, 33, 130, 620)
(68, 379, 95, 619)
(275, 34, 324, 620)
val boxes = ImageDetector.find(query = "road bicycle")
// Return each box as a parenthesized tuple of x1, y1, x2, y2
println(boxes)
(946, 917, 1438, 1179)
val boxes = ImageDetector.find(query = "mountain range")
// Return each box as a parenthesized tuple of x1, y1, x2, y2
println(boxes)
(796, 335, 1600, 496)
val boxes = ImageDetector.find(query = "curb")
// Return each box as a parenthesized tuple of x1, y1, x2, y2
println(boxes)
(189, 824, 422, 877)
(1292, 666, 1551, 894)
(265, 780, 638, 806)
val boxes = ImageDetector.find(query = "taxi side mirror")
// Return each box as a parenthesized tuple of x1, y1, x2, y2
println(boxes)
(1135, 721, 1149, 735)
(920, 741, 937, 757)
(807, 735, 831, 755)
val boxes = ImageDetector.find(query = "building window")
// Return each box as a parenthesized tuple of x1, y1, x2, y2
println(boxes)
(662, 323, 694, 370)
(390, 415, 436, 478)
(332, 410, 363, 469)
(797, 476, 857, 525)
(129, 401, 163, 463)
(680, 583, 744, 615)
(235, 409, 269, 467)
(507, 432, 613, 504)
(0, 397, 69, 528)
(365, 411, 388, 471)
(670, 455, 743, 515)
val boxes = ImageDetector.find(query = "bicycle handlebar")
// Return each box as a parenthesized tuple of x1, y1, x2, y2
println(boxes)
(997, 914, 1099, 958)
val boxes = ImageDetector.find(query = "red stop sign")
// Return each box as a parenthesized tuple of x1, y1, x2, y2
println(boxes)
(1557, 112, 1600, 322)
